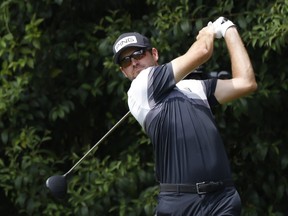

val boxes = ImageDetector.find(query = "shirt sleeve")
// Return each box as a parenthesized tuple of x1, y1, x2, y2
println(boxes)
(203, 78, 220, 107)
(176, 78, 220, 108)
(147, 63, 176, 107)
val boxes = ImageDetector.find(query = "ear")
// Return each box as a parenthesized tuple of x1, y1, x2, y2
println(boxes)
(151, 48, 159, 62)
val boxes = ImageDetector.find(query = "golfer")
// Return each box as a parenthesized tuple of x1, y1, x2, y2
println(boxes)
(112, 17, 257, 215)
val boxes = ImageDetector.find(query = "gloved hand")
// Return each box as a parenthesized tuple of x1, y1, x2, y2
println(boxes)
(212, 17, 235, 39)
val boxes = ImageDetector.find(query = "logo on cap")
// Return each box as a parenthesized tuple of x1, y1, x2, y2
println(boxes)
(114, 36, 137, 53)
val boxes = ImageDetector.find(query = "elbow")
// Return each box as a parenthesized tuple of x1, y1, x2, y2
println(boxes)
(251, 81, 258, 92)
(246, 79, 258, 94)
(237, 66, 258, 94)
(248, 70, 258, 93)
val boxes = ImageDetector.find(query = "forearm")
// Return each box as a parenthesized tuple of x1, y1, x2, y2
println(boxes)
(213, 18, 257, 103)
(172, 25, 214, 82)
(225, 27, 257, 91)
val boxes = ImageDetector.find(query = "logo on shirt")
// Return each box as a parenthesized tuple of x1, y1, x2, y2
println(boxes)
(115, 36, 137, 52)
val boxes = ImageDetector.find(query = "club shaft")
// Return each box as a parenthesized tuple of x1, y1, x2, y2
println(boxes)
(63, 111, 131, 177)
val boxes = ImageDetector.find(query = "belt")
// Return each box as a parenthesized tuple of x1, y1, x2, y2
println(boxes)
(160, 180, 234, 194)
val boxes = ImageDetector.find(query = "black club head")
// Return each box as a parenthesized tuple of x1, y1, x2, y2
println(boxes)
(46, 175, 67, 200)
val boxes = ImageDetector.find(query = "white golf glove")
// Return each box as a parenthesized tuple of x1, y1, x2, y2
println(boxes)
(212, 17, 235, 39)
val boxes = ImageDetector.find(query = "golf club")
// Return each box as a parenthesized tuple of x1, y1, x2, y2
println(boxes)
(46, 111, 131, 200)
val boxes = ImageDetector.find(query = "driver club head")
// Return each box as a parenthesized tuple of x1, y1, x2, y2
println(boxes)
(46, 175, 67, 200)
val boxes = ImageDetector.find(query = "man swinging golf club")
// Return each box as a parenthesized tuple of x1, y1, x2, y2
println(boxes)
(113, 17, 257, 215)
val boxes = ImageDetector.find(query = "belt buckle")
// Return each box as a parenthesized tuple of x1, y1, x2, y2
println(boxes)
(196, 181, 207, 195)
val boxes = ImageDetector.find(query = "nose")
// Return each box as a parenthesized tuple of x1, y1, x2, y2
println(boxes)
(131, 57, 139, 66)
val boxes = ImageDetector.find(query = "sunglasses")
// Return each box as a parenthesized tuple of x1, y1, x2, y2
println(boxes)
(119, 48, 149, 68)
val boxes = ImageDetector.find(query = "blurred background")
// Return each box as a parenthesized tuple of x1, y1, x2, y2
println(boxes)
(0, 0, 287, 215)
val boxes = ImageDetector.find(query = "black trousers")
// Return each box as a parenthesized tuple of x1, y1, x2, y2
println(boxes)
(155, 187, 241, 216)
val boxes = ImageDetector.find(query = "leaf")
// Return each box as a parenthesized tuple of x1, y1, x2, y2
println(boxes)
(1, 130, 9, 144)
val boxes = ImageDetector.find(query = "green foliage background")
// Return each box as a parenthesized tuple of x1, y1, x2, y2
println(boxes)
(0, 0, 287, 215)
